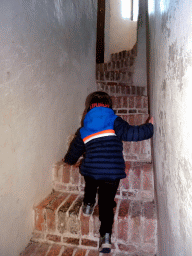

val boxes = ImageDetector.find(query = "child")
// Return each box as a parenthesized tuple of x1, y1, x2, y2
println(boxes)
(63, 91, 154, 253)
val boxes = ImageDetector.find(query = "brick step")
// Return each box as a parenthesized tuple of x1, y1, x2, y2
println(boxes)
(52, 162, 154, 202)
(20, 242, 95, 256)
(96, 47, 137, 74)
(97, 82, 145, 96)
(96, 69, 134, 84)
(32, 190, 157, 255)
(111, 95, 148, 117)
(20, 241, 156, 256)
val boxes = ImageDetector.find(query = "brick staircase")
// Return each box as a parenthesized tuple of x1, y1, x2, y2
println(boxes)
(20, 47, 157, 256)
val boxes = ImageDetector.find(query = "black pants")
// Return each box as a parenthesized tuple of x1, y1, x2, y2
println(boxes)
(83, 176, 120, 236)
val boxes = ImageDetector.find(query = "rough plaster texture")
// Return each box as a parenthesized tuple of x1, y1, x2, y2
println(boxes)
(148, 0, 192, 255)
(104, 0, 137, 62)
(0, 0, 97, 255)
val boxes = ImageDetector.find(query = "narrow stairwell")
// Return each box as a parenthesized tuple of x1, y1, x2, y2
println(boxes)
(20, 47, 157, 256)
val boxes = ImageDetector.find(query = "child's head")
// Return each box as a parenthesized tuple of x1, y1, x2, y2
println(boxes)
(86, 91, 112, 111)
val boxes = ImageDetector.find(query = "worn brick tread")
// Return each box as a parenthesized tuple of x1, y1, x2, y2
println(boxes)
(20, 241, 157, 256)
(31, 160, 157, 254)
(31, 190, 157, 254)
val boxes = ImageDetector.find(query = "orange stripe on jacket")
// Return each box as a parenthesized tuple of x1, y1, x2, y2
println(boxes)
(83, 129, 116, 143)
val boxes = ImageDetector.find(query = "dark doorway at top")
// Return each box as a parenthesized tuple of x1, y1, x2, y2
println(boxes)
(96, 0, 105, 63)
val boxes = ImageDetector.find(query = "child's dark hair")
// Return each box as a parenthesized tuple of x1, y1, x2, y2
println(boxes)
(87, 91, 112, 111)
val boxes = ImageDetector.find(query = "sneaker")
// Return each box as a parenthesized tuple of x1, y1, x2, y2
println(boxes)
(82, 203, 95, 216)
(99, 233, 112, 253)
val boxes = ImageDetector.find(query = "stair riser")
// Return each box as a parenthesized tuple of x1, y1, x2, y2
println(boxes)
(52, 162, 154, 200)
(97, 82, 145, 96)
(112, 95, 148, 110)
(123, 140, 152, 162)
(97, 56, 135, 72)
(97, 69, 134, 84)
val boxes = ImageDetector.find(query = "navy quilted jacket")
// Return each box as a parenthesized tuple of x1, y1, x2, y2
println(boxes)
(64, 107, 153, 181)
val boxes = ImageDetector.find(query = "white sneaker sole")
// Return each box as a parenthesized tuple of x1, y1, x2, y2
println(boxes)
(99, 243, 112, 253)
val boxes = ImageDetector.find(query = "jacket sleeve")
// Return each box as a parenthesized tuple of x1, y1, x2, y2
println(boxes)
(114, 116, 154, 142)
(64, 129, 85, 165)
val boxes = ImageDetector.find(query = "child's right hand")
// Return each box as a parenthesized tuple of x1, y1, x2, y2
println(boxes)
(149, 117, 153, 124)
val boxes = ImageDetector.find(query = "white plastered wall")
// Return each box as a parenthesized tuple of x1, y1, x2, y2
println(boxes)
(104, 0, 137, 62)
(132, 0, 147, 91)
(148, 0, 192, 254)
(0, 0, 97, 255)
